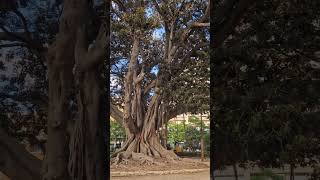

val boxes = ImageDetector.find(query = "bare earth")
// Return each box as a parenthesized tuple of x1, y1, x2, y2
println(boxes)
(111, 171, 210, 180)
(111, 157, 210, 172)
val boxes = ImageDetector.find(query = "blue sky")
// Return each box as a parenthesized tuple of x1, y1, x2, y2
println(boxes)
(153, 26, 165, 40)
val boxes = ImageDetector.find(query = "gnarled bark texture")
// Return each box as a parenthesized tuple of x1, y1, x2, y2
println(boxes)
(111, 1, 211, 163)
(0, 0, 108, 180)
(68, 24, 108, 180)
(111, 36, 178, 164)
(43, 0, 95, 180)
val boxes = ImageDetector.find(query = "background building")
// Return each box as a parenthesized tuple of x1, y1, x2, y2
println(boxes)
(169, 113, 210, 125)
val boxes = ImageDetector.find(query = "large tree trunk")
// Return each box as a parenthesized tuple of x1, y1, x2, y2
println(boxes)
(43, 28, 74, 180)
(111, 36, 177, 164)
(43, 0, 94, 180)
(112, 100, 178, 164)
(68, 24, 108, 180)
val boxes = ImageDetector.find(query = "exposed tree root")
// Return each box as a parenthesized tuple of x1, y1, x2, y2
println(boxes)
(110, 151, 209, 173)
(111, 134, 180, 167)
(112, 151, 167, 166)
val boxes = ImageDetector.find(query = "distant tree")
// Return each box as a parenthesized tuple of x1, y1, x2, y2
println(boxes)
(167, 122, 185, 144)
(110, 119, 126, 141)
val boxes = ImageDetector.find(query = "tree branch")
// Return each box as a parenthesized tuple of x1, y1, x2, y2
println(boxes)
(12, 9, 32, 41)
(166, 105, 188, 122)
(0, 27, 45, 53)
(144, 80, 156, 94)
(0, 42, 26, 49)
(0, 128, 42, 180)
(152, 0, 169, 23)
(165, 1, 210, 62)
(75, 24, 108, 71)
(0, 26, 28, 43)
(112, 0, 126, 12)
(178, 0, 210, 44)
(110, 104, 124, 126)
(191, 22, 210, 27)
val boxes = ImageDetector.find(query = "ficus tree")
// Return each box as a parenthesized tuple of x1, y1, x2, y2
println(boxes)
(0, 0, 110, 179)
(110, 0, 210, 164)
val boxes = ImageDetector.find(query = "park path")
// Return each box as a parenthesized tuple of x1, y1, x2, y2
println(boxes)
(111, 171, 210, 180)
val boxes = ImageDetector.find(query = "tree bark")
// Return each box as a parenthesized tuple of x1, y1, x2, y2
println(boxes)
(111, 1, 210, 164)
(112, 88, 178, 163)
(43, 0, 92, 180)
(0, 128, 42, 180)
(68, 23, 108, 180)
(111, 36, 177, 164)
(0, 1, 108, 180)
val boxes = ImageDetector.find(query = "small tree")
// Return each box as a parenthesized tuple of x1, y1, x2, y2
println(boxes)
(167, 122, 185, 145)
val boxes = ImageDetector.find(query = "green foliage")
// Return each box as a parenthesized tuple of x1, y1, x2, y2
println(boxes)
(185, 116, 209, 148)
(213, 0, 320, 170)
(168, 115, 210, 154)
(110, 119, 126, 141)
(167, 122, 185, 144)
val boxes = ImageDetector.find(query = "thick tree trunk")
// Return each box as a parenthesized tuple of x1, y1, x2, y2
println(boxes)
(111, 35, 178, 164)
(69, 70, 106, 180)
(159, 104, 168, 148)
(68, 23, 108, 180)
(112, 95, 178, 164)
(44, 37, 74, 180)
(43, 0, 93, 180)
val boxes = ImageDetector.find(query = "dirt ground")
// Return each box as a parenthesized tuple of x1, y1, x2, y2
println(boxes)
(110, 157, 210, 173)
(111, 171, 210, 180)
(1, 157, 209, 180)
